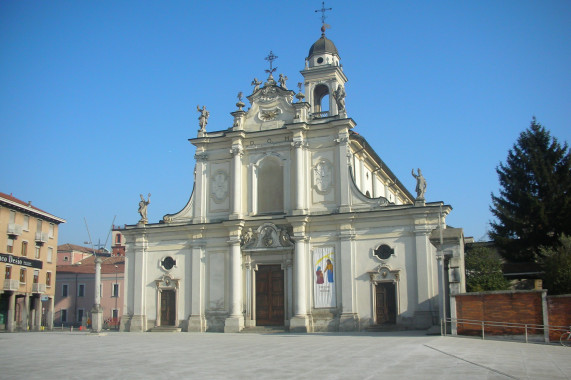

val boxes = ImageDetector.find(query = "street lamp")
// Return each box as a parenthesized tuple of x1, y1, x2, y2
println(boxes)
(114, 264, 118, 330)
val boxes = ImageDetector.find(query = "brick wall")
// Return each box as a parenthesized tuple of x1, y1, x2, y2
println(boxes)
(547, 295, 571, 341)
(454, 291, 544, 336)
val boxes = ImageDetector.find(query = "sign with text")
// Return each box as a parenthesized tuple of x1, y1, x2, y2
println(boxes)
(0, 253, 43, 269)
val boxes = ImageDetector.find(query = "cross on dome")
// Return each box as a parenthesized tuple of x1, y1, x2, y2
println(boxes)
(315, 1, 332, 33)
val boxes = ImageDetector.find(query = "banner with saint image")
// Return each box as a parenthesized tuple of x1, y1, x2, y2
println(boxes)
(313, 247, 336, 308)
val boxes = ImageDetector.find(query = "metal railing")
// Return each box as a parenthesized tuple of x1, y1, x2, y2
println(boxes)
(442, 317, 570, 344)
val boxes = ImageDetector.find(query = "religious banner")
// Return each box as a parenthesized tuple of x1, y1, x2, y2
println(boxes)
(313, 247, 336, 308)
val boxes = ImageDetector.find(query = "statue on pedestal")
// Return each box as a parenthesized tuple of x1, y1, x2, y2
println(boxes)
(197, 105, 210, 132)
(138, 193, 151, 223)
(411, 169, 426, 200)
(333, 84, 346, 111)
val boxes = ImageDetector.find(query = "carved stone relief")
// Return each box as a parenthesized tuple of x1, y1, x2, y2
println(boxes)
(313, 160, 333, 193)
(210, 170, 229, 203)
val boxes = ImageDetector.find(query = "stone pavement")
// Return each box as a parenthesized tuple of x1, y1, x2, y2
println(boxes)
(1, 330, 569, 379)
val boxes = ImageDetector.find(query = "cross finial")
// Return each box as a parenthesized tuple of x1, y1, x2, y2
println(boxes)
(264, 51, 278, 75)
(315, 1, 332, 26)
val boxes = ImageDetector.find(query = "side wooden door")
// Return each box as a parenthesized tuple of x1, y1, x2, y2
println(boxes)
(160, 289, 176, 326)
(375, 283, 396, 324)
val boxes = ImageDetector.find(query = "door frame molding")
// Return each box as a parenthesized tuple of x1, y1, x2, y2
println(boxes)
(368, 265, 400, 325)
(154, 274, 179, 327)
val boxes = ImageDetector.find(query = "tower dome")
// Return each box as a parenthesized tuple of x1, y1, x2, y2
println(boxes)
(308, 34, 339, 58)
(306, 30, 341, 69)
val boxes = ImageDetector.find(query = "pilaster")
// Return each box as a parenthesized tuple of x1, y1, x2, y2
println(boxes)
(224, 225, 244, 333)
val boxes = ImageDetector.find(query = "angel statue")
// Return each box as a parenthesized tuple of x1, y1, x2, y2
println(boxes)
(138, 193, 151, 223)
(251, 78, 262, 92)
(278, 74, 288, 89)
(197, 105, 210, 132)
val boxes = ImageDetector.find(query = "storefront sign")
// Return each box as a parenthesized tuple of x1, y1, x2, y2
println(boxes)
(0, 253, 43, 269)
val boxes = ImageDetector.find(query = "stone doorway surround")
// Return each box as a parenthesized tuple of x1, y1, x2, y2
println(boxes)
(154, 275, 179, 328)
(368, 265, 400, 325)
(241, 222, 294, 329)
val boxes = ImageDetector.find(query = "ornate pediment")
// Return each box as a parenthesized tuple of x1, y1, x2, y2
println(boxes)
(155, 274, 179, 289)
(367, 264, 400, 282)
(241, 223, 294, 251)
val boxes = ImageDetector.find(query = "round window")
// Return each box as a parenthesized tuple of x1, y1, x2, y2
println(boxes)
(161, 256, 176, 270)
(317, 57, 324, 64)
(374, 245, 394, 260)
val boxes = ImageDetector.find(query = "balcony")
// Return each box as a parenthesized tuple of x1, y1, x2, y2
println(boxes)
(3, 279, 19, 291)
(7, 223, 23, 238)
(35, 232, 49, 245)
(311, 111, 330, 119)
(32, 283, 46, 293)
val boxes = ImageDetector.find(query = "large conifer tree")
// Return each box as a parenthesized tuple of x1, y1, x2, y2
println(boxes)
(490, 118, 571, 262)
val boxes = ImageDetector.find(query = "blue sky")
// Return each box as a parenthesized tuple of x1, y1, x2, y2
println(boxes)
(1, 0, 570, 248)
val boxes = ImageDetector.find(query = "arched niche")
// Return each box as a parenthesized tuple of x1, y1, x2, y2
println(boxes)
(313, 84, 330, 114)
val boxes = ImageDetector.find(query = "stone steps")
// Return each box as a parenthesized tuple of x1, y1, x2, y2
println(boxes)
(241, 326, 287, 334)
(149, 326, 182, 333)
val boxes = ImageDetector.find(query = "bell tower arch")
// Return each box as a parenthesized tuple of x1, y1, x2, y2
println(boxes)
(301, 27, 348, 118)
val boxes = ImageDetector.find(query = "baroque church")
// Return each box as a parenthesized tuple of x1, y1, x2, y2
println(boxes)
(120, 24, 466, 333)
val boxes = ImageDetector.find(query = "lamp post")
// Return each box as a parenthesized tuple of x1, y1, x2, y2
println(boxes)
(114, 264, 118, 330)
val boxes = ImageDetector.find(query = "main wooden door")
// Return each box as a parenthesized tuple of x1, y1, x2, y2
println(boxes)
(256, 265, 284, 326)
(375, 283, 396, 324)
(160, 289, 176, 326)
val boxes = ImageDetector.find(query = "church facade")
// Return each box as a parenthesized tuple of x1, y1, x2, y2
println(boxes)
(120, 30, 466, 333)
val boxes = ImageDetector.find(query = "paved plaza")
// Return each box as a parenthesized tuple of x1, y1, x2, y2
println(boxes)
(1, 330, 569, 379)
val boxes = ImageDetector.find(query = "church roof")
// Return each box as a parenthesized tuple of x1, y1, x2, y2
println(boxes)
(308, 34, 339, 58)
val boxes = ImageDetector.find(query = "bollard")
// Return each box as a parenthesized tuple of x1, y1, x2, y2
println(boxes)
(70, 326, 73, 332)
(481, 321, 485, 340)
(525, 324, 528, 343)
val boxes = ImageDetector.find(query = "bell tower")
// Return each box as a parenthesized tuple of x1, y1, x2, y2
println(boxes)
(300, 8, 348, 119)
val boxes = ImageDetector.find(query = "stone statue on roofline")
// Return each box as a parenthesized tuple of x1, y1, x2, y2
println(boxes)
(411, 168, 426, 200)
(138, 193, 151, 224)
(197, 105, 209, 132)
(278, 74, 288, 89)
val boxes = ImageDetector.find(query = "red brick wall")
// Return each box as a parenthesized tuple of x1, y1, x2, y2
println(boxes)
(547, 295, 571, 341)
(454, 291, 544, 336)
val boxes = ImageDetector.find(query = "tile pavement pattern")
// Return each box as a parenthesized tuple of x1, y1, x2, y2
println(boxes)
(1, 331, 569, 379)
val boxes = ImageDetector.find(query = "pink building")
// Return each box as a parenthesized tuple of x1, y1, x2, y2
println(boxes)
(57, 244, 94, 265)
(54, 255, 124, 328)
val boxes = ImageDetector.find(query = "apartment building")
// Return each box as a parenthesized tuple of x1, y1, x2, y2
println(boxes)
(0, 192, 66, 331)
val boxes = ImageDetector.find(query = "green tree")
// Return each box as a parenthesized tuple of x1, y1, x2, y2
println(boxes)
(539, 235, 571, 295)
(489, 118, 571, 262)
(465, 246, 510, 292)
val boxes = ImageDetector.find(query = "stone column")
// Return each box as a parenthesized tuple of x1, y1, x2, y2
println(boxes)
(339, 228, 359, 331)
(91, 256, 103, 333)
(188, 240, 206, 332)
(193, 152, 208, 224)
(292, 137, 306, 214)
(290, 231, 309, 332)
(244, 257, 254, 328)
(285, 257, 293, 328)
(46, 296, 54, 330)
(6, 291, 16, 332)
(224, 236, 244, 333)
(230, 145, 243, 219)
(22, 294, 30, 331)
(34, 295, 42, 331)
(336, 132, 351, 212)
(128, 233, 148, 332)
(414, 227, 436, 328)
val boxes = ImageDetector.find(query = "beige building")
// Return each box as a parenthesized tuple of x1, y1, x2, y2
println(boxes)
(121, 28, 466, 333)
(0, 192, 66, 331)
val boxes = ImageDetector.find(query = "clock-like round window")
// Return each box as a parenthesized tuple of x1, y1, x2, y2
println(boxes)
(161, 256, 176, 270)
(374, 245, 394, 260)
(317, 57, 324, 64)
